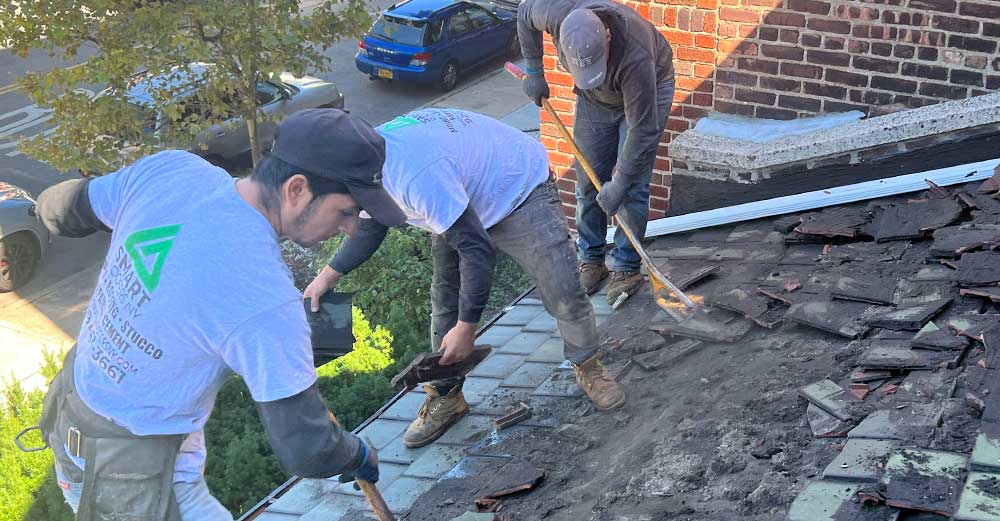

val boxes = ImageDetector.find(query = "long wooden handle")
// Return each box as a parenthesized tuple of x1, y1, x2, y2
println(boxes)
(506, 62, 697, 311)
(328, 411, 396, 521)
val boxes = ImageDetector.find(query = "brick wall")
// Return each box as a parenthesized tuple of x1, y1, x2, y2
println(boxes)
(542, 0, 1000, 222)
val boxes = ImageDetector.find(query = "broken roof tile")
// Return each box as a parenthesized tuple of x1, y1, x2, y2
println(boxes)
(725, 221, 777, 243)
(633, 339, 703, 370)
(868, 299, 951, 331)
(831, 274, 898, 306)
(912, 322, 969, 351)
(954, 251, 1000, 287)
(930, 224, 1000, 258)
(949, 315, 1000, 341)
(874, 198, 964, 243)
(849, 403, 942, 444)
(795, 207, 872, 238)
(651, 245, 719, 260)
(707, 285, 778, 327)
(785, 298, 873, 339)
(961, 287, 1000, 303)
(781, 244, 826, 265)
(706, 243, 785, 262)
(651, 309, 754, 343)
(976, 165, 1000, 195)
(882, 448, 967, 517)
(800, 379, 860, 422)
(954, 472, 1000, 521)
(857, 342, 930, 371)
(807, 403, 855, 438)
(822, 439, 896, 483)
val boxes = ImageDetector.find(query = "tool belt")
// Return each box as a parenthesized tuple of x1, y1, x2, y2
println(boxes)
(16, 347, 183, 521)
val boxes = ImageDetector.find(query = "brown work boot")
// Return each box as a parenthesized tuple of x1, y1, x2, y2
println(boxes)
(579, 262, 609, 295)
(607, 270, 643, 306)
(573, 356, 626, 411)
(403, 384, 470, 448)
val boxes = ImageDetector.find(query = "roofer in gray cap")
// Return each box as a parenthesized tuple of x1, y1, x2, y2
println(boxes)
(30, 108, 391, 520)
(517, 0, 675, 306)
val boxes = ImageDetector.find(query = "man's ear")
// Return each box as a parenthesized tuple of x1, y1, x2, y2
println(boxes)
(283, 174, 311, 206)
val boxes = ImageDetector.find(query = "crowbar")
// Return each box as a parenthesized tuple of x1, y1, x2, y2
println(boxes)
(505, 61, 698, 319)
(328, 411, 395, 521)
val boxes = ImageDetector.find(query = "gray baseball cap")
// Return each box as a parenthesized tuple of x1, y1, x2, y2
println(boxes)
(270, 108, 406, 227)
(559, 9, 608, 90)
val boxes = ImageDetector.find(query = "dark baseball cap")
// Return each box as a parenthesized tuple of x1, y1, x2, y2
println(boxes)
(559, 9, 608, 90)
(270, 108, 407, 227)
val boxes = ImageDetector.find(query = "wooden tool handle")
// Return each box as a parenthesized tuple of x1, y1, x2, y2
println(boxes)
(327, 411, 396, 521)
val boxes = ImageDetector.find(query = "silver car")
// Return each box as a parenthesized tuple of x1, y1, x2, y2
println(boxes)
(0, 183, 49, 291)
(121, 64, 345, 165)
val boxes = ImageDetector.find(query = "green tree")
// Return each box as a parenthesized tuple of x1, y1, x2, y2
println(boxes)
(0, 0, 370, 172)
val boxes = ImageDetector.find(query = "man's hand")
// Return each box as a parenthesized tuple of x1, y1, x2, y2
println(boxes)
(304, 266, 342, 312)
(338, 436, 379, 488)
(596, 174, 630, 216)
(439, 321, 477, 365)
(523, 71, 550, 107)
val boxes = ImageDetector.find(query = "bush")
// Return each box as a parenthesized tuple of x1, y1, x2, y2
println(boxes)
(2, 349, 74, 521)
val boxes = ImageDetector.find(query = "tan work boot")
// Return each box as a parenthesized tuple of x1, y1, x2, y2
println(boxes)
(579, 262, 609, 295)
(573, 356, 626, 411)
(607, 270, 642, 306)
(403, 384, 470, 448)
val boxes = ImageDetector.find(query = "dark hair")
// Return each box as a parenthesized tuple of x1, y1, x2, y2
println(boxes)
(251, 154, 349, 209)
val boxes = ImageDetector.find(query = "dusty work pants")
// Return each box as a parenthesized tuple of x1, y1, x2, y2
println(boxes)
(429, 181, 599, 393)
(574, 79, 675, 273)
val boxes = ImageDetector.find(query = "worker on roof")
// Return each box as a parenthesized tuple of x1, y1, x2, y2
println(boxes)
(28, 109, 386, 520)
(517, 0, 675, 306)
(305, 108, 626, 449)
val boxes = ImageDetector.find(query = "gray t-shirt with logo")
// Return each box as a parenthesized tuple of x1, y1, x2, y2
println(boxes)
(78, 150, 316, 481)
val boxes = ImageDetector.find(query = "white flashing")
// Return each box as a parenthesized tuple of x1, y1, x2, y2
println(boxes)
(607, 158, 1000, 243)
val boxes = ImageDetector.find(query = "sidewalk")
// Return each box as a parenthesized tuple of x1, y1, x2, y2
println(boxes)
(0, 65, 538, 393)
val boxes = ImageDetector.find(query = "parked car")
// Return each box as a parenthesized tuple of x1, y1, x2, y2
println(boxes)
(355, 0, 519, 91)
(0, 183, 48, 291)
(105, 63, 344, 167)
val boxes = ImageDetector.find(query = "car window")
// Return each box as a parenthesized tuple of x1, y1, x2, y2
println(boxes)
(448, 11, 474, 38)
(424, 18, 445, 45)
(255, 81, 284, 106)
(464, 5, 496, 29)
(370, 15, 427, 46)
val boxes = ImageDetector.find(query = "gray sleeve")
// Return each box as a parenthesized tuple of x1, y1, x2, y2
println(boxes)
(517, 0, 545, 71)
(328, 218, 389, 275)
(443, 205, 497, 324)
(255, 383, 364, 479)
(35, 179, 111, 237)
(617, 59, 662, 182)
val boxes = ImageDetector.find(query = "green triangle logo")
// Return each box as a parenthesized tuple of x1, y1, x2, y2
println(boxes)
(123, 224, 181, 293)
(380, 116, 420, 132)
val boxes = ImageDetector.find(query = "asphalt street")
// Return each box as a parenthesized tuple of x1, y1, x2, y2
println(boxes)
(0, 8, 511, 309)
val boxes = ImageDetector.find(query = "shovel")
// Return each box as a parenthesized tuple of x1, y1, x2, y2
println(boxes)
(505, 62, 697, 319)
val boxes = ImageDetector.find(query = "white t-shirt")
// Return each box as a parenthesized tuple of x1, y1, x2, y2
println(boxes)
(79, 150, 317, 481)
(376, 109, 550, 234)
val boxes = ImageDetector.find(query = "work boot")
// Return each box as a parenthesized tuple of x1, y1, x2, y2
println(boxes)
(607, 270, 643, 306)
(573, 356, 626, 411)
(403, 384, 469, 448)
(579, 262, 609, 295)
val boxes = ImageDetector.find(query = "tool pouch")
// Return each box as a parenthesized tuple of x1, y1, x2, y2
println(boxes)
(44, 347, 183, 521)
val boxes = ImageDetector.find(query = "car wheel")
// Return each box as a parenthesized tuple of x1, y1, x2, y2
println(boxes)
(0, 232, 41, 292)
(506, 33, 521, 59)
(439, 61, 459, 91)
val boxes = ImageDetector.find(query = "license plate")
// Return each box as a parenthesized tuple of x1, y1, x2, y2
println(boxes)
(377, 68, 393, 79)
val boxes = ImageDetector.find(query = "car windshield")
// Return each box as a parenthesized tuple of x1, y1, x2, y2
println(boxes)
(370, 15, 426, 46)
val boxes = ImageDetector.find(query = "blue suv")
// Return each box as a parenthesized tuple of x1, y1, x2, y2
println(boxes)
(356, 0, 520, 91)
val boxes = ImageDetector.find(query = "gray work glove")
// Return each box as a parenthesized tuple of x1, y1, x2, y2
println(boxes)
(596, 175, 630, 216)
(523, 70, 550, 107)
(338, 436, 379, 489)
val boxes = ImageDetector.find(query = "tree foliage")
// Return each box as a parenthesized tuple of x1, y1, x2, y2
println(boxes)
(0, 0, 370, 172)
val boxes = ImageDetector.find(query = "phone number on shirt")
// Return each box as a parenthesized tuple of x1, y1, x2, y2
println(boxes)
(89, 344, 133, 384)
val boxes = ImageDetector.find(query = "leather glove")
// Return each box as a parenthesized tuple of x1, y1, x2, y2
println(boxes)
(523, 71, 550, 107)
(596, 175, 630, 216)
(338, 437, 379, 488)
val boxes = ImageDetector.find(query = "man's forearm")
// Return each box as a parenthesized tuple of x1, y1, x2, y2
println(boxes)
(36, 179, 110, 237)
(255, 383, 363, 479)
(517, 1, 545, 64)
(619, 66, 663, 182)
(328, 218, 389, 275)
(442, 206, 496, 324)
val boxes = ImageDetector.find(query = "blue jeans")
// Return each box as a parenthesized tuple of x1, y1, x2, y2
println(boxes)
(573, 80, 675, 272)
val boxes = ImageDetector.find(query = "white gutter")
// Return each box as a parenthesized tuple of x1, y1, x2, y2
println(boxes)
(607, 158, 1000, 243)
